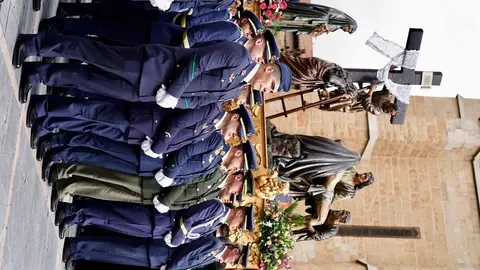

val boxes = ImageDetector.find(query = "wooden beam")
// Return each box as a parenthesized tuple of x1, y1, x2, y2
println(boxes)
(345, 69, 443, 86)
(336, 225, 421, 239)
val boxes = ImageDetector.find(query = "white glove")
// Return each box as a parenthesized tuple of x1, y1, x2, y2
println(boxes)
(144, 148, 163, 159)
(153, 195, 170, 213)
(149, 0, 174, 11)
(159, 265, 167, 270)
(163, 232, 179, 248)
(141, 137, 153, 151)
(157, 94, 179, 109)
(141, 137, 163, 158)
(155, 170, 174, 187)
(156, 85, 167, 102)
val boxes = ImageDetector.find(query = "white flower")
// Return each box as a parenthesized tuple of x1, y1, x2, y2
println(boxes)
(262, 221, 273, 227)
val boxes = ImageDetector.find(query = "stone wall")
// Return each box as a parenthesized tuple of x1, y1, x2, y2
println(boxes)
(265, 94, 480, 269)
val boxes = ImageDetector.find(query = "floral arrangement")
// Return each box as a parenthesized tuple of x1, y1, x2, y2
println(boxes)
(258, 0, 288, 27)
(259, 201, 304, 270)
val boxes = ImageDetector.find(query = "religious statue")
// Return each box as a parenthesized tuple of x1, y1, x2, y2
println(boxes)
(269, 2, 357, 37)
(267, 120, 361, 180)
(266, 121, 374, 225)
(279, 53, 358, 96)
(293, 210, 351, 242)
(324, 83, 398, 116)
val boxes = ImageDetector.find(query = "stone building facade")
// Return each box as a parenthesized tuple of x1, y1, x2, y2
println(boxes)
(265, 93, 480, 269)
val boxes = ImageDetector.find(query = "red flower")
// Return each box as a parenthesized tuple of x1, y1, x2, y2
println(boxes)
(276, 13, 282, 20)
(279, 1, 287, 9)
(265, 10, 274, 19)
(260, 2, 267, 9)
(267, 3, 274, 9)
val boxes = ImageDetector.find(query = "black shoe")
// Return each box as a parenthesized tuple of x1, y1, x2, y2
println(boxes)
(26, 99, 37, 128)
(30, 121, 39, 149)
(50, 183, 59, 212)
(33, 0, 41, 11)
(39, 140, 52, 162)
(18, 66, 33, 104)
(12, 34, 30, 69)
(36, 134, 50, 161)
(41, 152, 53, 181)
(54, 202, 67, 226)
(37, 19, 50, 34)
(64, 257, 75, 270)
(47, 166, 58, 186)
(58, 219, 72, 240)
(36, 146, 42, 161)
(56, 7, 68, 18)
(62, 237, 72, 262)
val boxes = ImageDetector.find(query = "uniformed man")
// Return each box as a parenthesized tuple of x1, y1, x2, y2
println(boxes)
(63, 235, 250, 270)
(149, 0, 236, 16)
(29, 96, 255, 158)
(42, 132, 256, 184)
(55, 198, 254, 244)
(49, 163, 254, 213)
(234, 85, 263, 107)
(55, 1, 233, 25)
(39, 19, 242, 48)
(37, 9, 266, 50)
(13, 35, 292, 108)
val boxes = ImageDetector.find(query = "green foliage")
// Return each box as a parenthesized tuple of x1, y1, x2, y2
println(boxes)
(259, 201, 303, 270)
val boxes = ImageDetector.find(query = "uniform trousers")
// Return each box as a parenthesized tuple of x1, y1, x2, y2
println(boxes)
(57, 2, 160, 21)
(68, 236, 170, 269)
(42, 18, 240, 47)
(55, 163, 159, 205)
(63, 200, 171, 239)
(46, 132, 139, 166)
(54, 163, 225, 210)
(51, 146, 140, 175)
(72, 260, 151, 270)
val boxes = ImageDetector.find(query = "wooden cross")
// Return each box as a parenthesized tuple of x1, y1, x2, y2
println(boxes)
(344, 29, 443, 125)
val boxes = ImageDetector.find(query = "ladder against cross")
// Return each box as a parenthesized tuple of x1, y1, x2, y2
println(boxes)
(346, 28, 443, 125)
(268, 29, 443, 125)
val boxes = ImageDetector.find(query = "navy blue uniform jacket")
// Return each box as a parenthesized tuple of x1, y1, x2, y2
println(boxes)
(25, 35, 256, 108)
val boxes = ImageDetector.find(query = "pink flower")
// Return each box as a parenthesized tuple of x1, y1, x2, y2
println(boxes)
(260, 2, 267, 9)
(271, 3, 278, 9)
(265, 10, 275, 19)
(279, 1, 287, 9)
(268, 3, 274, 9)
(276, 13, 282, 20)
(265, 20, 273, 26)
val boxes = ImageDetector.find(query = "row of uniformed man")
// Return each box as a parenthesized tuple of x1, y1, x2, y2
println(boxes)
(15, 0, 293, 269)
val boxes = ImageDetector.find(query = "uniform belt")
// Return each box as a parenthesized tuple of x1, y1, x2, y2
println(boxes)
(183, 31, 190, 48)
(181, 15, 187, 28)
(180, 217, 188, 234)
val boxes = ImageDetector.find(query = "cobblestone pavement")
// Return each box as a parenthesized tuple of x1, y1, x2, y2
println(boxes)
(0, 0, 63, 269)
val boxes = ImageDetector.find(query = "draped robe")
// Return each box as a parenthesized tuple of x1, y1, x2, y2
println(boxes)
(270, 2, 357, 35)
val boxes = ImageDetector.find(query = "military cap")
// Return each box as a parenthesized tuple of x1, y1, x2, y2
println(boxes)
(262, 30, 280, 60)
(236, 244, 251, 268)
(275, 62, 293, 92)
(235, 170, 255, 203)
(242, 205, 254, 232)
(242, 140, 258, 172)
(248, 89, 263, 107)
(231, 105, 255, 141)
(238, 8, 265, 36)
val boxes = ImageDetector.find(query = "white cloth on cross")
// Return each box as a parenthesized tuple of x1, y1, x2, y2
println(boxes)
(366, 32, 420, 104)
